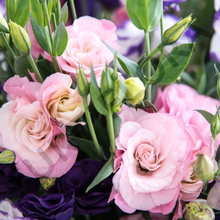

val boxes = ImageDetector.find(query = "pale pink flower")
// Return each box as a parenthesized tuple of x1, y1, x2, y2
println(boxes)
(57, 16, 119, 82)
(38, 73, 85, 126)
(109, 106, 194, 215)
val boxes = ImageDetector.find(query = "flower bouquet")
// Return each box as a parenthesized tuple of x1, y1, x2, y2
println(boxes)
(0, 0, 219, 219)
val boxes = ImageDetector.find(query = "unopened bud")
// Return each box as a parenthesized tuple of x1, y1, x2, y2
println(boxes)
(125, 77, 145, 105)
(101, 67, 113, 104)
(184, 199, 214, 220)
(211, 108, 220, 141)
(163, 14, 192, 45)
(77, 67, 89, 97)
(8, 21, 31, 53)
(0, 12, 10, 48)
(193, 154, 215, 182)
(0, 150, 15, 164)
(40, 177, 56, 190)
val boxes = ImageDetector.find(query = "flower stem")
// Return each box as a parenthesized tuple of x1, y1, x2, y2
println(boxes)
(106, 104, 115, 155)
(52, 55, 60, 72)
(69, 0, 77, 20)
(1, 33, 15, 59)
(27, 53, 43, 83)
(83, 97, 103, 160)
(145, 31, 151, 102)
(51, 13, 57, 32)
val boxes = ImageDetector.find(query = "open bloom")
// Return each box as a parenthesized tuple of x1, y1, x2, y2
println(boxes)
(38, 73, 85, 126)
(57, 16, 119, 82)
(109, 106, 194, 214)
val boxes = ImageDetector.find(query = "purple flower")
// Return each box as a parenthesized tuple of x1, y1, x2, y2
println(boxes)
(48, 158, 113, 216)
(0, 0, 5, 16)
(15, 189, 74, 220)
(163, 0, 186, 11)
(0, 163, 40, 200)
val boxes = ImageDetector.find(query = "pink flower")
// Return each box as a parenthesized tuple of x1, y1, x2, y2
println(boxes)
(0, 101, 78, 178)
(38, 73, 85, 126)
(109, 106, 194, 214)
(57, 16, 119, 82)
(154, 84, 219, 138)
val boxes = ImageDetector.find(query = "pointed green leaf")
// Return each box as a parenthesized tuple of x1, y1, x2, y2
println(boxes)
(14, 0, 30, 27)
(148, 0, 163, 31)
(68, 137, 101, 161)
(0, 23, 10, 33)
(30, 0, 44, 27)
(30, 13, 49, 53)
(86, 155, 113, 192)
(59, 2, 68, 25)
(113, 113, 122, 138)
(90, 65, 108, 115)
(6, 0, 17, 21)
(151, 43, 195, 84)
(52, 22, 68, 56)
(47, 0, 53, 19)
(126, 0, 149, 30)
(14, 55, 33, 81)
(196, 110, 214, 125)
(102, 40, 146, 83)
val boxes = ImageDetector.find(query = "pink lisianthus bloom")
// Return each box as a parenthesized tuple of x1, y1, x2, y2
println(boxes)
(38, 73, 86, 126)
(109, 106, 195, 215)
(0, 100, 78, 178)
(57, 16, 119, 82)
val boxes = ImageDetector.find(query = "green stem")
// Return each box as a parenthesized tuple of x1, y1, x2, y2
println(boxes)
(57, 0, 61, 22)
(106, 104, 115, 154)
(69, 0, 77, 20)
(1, 34, 15, 59)
(83, 97, 103, 160)
(52, 55, 60, 72)
(42, 26, 52, 54)
(42, 0, 53, 45)
(2, 50, 14, 72)
(145, 31, 151, 102)
(27, 53, 43, 83)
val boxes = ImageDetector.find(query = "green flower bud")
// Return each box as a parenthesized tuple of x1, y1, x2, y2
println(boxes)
(211, 108, 220, 141)
(184, 199, 215, 220)
(125, 77, 145, 105)
(0, 12, 10, 48)
(101, 67, 113, 104)
(193, 154, 215, 182)
(0, 150, 15, 164)
(40, 177, 56, 190)
(163, 14, 192, 45)
(8, 20, 31, 53)
(77, 67, 89, 97)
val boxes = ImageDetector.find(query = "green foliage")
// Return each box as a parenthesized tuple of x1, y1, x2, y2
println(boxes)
(30, 0, 44, 27)
(14, 0, 30, 27)
(59, 2, 68, 25)
(151, 43, 195, 84)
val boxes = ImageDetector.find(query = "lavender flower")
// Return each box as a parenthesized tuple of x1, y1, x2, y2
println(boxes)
(15, 189, 75, 220)
(0, 199, 30, 220)
(163, 0, 186, 11)
(0, 0, 5, 16)
(0, 163, 40, 200)
(48, 158, 113, 216)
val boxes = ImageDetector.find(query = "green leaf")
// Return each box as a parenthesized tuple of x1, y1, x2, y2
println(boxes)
(36, 57, 55, 80)
(30, 13, 49, 53)
(102, 41, 146, 83)
(68, 137, 101, 161)
(0, 23, 10, 33)
(90, 65, 108, 115)
(6, 0, 17, 21)
(113, 113, 122, 138)
(14, 0, 30, 27)
(148, 0, 163, 31)
(30, 0, 44, 27)
(126, 0, 149, 30)
(116, 77, 127, 107)
(59, 2, 68, 25)
(86, 155, 113, 192)
(152, 43, 195, 84)
(136, 100, 158, 112)
(196, 110, 214, 124)
(47, 0, 53, 19)
(14, 55, 33, 80)
(52, 22, 68, 56)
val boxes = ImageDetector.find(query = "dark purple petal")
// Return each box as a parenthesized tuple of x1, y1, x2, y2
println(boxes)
(48, 158, 113, 216)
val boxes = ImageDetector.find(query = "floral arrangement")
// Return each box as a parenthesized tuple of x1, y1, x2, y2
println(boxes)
(0, 0, 219, 219)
